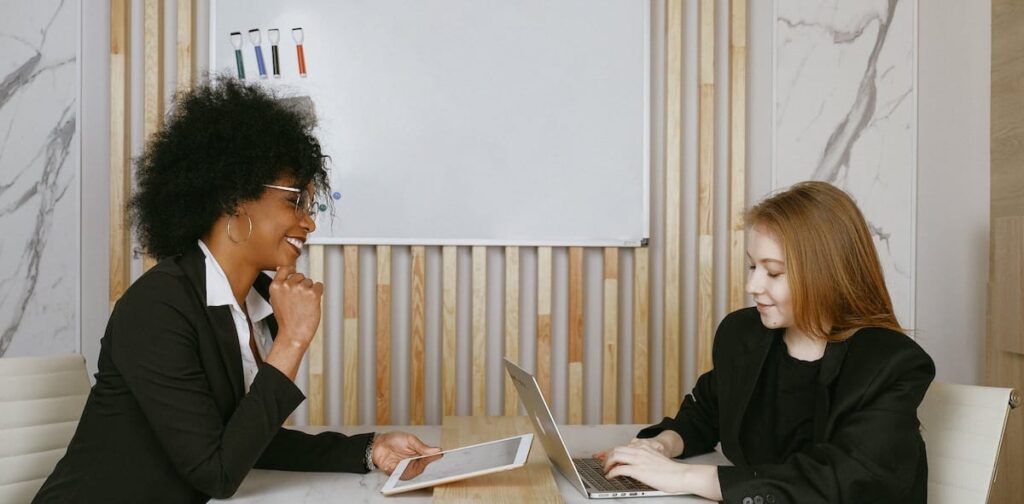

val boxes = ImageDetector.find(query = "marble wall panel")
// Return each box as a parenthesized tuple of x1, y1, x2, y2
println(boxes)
(0, 0, 80, 356)
(773, 0, 916, 327)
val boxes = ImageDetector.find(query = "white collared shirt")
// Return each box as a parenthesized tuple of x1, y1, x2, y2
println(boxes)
(198, 240, 274, 392)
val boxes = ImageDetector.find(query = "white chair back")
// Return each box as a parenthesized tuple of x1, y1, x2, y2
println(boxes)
(0, 354, 91, 504)
(918, 381, 1021, 504)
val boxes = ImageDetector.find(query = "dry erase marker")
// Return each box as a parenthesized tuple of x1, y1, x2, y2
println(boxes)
(249, 29, 267, 79)
(268, 29, 281, 78)
(230, 32, 245, 79)
(292, 27, 307, 77)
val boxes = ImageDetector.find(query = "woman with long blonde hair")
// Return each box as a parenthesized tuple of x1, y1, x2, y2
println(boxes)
(597, 181, 934, 503)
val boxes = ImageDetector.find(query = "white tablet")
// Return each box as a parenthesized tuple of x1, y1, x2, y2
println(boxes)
(380, 433, 533, 495)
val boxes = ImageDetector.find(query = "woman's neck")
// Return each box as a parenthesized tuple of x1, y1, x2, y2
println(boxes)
(783, 326, 827, 361)
(201, 237, 260, 307)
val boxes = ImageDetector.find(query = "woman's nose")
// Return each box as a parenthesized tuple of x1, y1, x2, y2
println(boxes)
(745, 272, 762, 295)
(301, 212, 317, 233)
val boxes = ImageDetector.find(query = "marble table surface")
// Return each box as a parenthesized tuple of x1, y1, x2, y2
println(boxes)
(213, 424, 726, 503)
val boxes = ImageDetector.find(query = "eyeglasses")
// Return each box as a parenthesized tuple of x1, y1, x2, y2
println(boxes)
(263, 184, 320, 217)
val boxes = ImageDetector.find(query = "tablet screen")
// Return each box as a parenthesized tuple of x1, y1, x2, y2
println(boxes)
(390, 436, 523, 489)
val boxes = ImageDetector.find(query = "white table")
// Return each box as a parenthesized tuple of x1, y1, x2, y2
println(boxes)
(214, 424, 727, 503)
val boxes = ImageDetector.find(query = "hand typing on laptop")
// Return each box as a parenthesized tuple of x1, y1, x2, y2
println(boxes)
(594, 430, 682, 460)
(594, 444, 720, 498)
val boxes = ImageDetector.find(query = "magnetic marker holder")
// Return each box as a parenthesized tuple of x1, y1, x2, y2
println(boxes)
(292, 27, 307, 77)
(230, 31, 245, 79)
(268, 29, 281, 78)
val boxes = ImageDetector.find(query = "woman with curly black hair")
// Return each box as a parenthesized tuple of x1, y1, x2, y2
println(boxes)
(35, 77, 438, 503)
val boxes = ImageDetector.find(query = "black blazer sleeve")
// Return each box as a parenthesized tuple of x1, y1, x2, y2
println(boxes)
(110, 274, 305, 499)
(636, 328, 723, 458)
(717, 341, 935, 504)
(255, 429, 374, 473)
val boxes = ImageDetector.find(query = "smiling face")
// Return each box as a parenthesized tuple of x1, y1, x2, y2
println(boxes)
(238, 177, 316, 270)
(745, 225, 793, 330)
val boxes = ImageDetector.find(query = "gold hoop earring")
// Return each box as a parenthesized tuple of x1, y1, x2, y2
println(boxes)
(226, 214, 253, 244)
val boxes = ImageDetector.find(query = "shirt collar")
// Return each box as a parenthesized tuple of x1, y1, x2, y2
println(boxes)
(197, 240, 273, 322)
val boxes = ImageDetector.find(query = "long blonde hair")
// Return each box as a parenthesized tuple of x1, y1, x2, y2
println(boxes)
(745, 181, 902, 341)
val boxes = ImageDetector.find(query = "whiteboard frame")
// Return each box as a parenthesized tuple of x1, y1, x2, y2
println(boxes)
(209, 0, 651, 248)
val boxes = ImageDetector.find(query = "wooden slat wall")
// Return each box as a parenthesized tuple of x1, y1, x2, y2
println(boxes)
(662, 0, 684, 417)
(536, 247, 553, 401)
(567, 247, 584, 424)
(503, 247, 520, 416)
(307, 245, 325, 425)
(342, 246, 359, 425)
(696, 0, 715, 375)
(602, 248, 619, 423)
(410, 246, 426, 424)
(471, 247, 487, 416)
(728, 0, 747, 312)
(375, 246, 391, 424)
(176, 0, 193, 89)
(442, 246, 457, 417)
(632, 248, 650, 423)
(110, 0, 749, 427)
(141, 0, 163, 272)
(109, 0, 131, 311)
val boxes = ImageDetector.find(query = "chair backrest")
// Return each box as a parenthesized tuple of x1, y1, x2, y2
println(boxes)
(0, 354, 91, 504)
(918, 381, 1021, 504)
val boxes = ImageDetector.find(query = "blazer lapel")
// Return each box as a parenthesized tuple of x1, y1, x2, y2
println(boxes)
(252, 272, 279, 339)
(814, 339, 849, 441)
(178, 245, 245, 402)
(720, 327, 775, 466)
(206, 305, 245, 401)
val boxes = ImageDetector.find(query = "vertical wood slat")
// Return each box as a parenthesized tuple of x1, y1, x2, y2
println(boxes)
(141, 0, 163, 272)
(568, 247, 584, 424)
(993, 218, 1024, 354)
(442, 246, 457, 417)
(697, 0, 716, 376)
(109, 0, 131, 309)
(504, 247, 520, 416)
(728, 0, 747, 313)
(343, 246, 359, 425)
(632, 247, 650, 423)
(663, 0, 684, 417)
(410, 246, 426, 424)
(471, 247, 487, 416)
(307, 245, 325, 425)
(176, 0, 193, 89)
(602, 248, 619, 423)
(375, 246, 391, 424)
(536, 247, 553, 400)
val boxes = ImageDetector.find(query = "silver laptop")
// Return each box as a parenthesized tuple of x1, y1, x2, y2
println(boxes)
(504, 358, 683, 499)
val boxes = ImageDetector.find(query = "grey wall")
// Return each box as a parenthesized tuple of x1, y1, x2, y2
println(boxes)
(80, 0, 111, 380)
(914, 0, 990, 385)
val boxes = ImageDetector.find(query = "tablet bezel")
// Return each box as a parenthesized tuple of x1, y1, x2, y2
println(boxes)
(380, 433, 533, 496)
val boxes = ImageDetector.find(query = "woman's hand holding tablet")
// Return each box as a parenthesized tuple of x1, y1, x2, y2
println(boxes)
(380, 434, 533, 495)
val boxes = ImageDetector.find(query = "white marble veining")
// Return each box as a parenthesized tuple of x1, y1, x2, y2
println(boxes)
(773, 0, 916, 326)
(0, 0, 79, 356)
(214, 425, 722, 503)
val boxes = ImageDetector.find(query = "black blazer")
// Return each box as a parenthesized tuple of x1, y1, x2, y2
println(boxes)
(35, 245, 373, 503)
(639, 307, 935, 504)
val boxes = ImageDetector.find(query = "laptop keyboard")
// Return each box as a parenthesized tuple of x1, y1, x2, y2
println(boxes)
(573, 457, 655, 493)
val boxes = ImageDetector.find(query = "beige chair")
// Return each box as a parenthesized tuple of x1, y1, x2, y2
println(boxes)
(0, 354, 91, 503)
(919, 382, 1021, 504)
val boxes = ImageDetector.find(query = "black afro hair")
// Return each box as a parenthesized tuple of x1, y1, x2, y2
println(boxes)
(128, 76, 330, 259)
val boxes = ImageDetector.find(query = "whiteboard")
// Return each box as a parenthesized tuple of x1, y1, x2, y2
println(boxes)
(211, 0, 650, 246)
